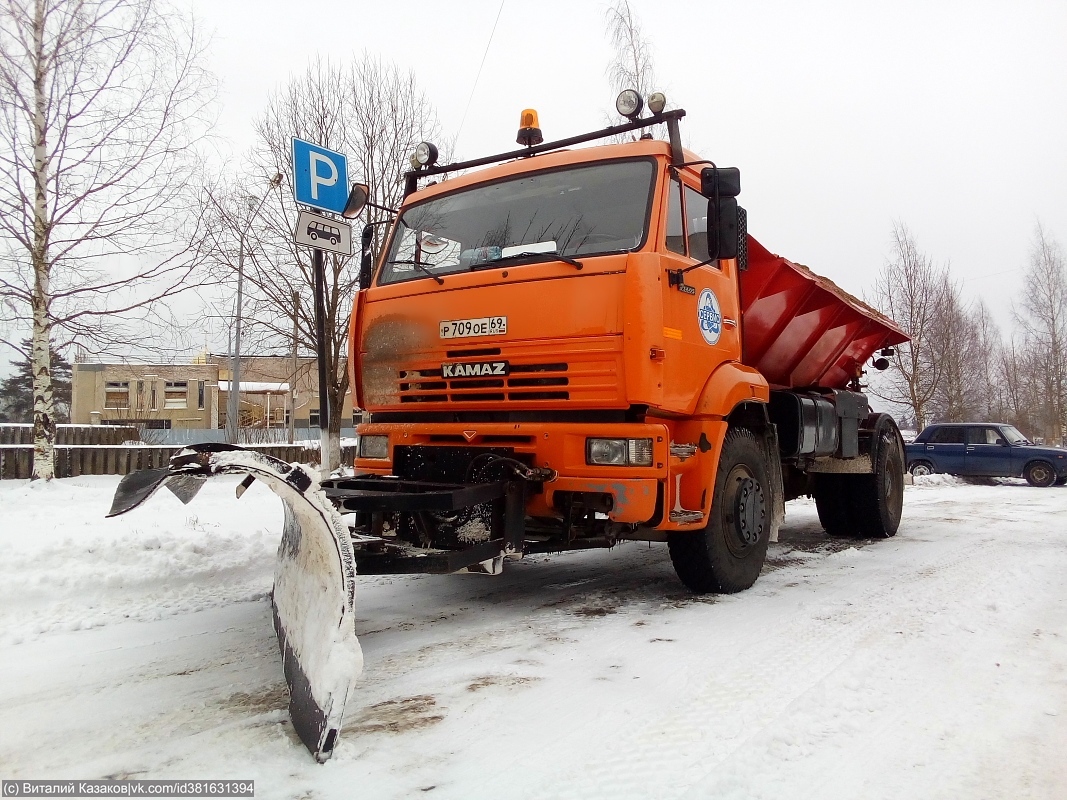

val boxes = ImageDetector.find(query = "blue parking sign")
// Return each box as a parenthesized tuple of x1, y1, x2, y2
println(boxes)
(292, 138, 349, 214)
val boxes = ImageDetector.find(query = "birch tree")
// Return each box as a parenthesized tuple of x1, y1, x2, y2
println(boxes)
(204, 56, 448, 471)
(0, 0, 214, 479)
(1015, 224, 1067, 444)
(604, 0, 662, 137)
(870, 224, 946, 429)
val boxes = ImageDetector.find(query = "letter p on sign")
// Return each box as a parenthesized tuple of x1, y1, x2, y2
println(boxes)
(292, 138, 349, 214)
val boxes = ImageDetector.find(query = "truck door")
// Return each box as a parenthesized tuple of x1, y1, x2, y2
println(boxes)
(658, 176, 741, 413)
(965, 425, 1014, 476)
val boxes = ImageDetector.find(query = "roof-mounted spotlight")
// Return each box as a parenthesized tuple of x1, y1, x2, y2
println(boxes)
(647, 92, 667, 114)
(516, 109, 543, 147)
(615, 89, 644, 120)
(413, 141, 438, 168)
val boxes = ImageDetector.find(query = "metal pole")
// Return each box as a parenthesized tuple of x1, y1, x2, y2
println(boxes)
(313, 247, 330, 441)
(222, 178, 281, 444)
(289, 290, 298, 444)
(227, 229, 246, 443)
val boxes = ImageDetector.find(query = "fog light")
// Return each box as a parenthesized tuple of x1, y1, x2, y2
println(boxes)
(647, 92, 667, 114)
(359, 434, 389, 459)
(586, 437, 654, 466)
(415, 141, 438, 166)
(615, 89, 644, 119)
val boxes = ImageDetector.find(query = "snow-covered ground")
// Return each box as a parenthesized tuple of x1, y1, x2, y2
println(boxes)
(1, 474, 1066, 799)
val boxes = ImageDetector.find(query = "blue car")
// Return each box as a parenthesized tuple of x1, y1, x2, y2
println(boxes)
(905, 423, 1067, 487)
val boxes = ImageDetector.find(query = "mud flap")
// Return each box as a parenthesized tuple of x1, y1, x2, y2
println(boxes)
(107, 444, 362, 762)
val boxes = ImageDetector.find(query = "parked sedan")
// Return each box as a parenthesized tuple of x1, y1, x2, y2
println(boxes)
(906, 423, 1067, 487)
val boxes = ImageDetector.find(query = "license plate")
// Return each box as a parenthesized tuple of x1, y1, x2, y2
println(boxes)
(439, 316, 507, 339)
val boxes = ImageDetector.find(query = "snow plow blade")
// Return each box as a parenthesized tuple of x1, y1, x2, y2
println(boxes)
(107, 443, 362, 762)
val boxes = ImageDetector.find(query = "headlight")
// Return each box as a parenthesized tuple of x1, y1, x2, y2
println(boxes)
(586, 438, 654, 467)
(358, 434, 389, 459)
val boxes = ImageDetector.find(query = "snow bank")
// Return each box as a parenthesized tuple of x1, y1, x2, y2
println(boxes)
(0, 475, 283, 644)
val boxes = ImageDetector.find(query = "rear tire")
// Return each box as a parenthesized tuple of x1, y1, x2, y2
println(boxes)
(853, 427, 905, 537)
(668, 428, 773, 594)
(1025, 461, 1056, 488)
(813, 474, 856, 537)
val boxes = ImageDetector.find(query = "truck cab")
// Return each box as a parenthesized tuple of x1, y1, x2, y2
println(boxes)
(350, 137, 753, 541)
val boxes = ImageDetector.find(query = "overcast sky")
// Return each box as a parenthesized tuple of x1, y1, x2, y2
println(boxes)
(189, 0, 1066, 330)
(3, 0, 1065, 375)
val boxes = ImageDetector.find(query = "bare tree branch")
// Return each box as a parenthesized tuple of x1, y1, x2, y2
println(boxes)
(0, 0, 217, 478)
(198, 55, 448, 469)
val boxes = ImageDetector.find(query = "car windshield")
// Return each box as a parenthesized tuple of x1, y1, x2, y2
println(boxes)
(379, 159, 656, 285)
(1000, 425, 1031, 444)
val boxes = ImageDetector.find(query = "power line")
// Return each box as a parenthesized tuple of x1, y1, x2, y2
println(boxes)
(454, 0, 506, 154)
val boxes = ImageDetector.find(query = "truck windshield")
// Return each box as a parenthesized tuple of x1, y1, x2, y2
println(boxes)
(379, 159, 656, 285)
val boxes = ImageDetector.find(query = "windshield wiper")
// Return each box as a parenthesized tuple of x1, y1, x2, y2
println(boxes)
(472, 250, 584, 271)
(386, 259, 444, 285)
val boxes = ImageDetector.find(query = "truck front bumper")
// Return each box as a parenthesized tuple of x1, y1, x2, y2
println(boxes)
(354, 420, 668, 524)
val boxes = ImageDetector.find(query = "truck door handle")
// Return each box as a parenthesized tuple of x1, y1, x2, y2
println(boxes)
(723, 318, 737, 328)
(926, 445, 934, 450)
(966, 446, 974, 451)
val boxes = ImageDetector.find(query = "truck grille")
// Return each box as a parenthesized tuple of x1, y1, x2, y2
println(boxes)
(399, 362, 570, 403)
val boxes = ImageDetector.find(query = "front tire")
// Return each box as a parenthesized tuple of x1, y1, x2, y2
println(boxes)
(1025, 461, 1056, 487)
(668, 428, 773, 594)
(909, 460, 933, 477)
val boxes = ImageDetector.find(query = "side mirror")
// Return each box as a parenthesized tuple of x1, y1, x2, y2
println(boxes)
(707, 196, 739, 260)
(359, 225, 374, 288)
(700, 166, 740, 198)
(996, 438, 1007, 446)
(701, 167, 741, 261)
(342, 183, 370, 219)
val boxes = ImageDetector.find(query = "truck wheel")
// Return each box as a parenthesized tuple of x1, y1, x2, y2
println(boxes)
(1024, 461, 1056, 487)
(853, 427, 904, 537)
(668, 428, 772, 594)
(813, 474, 856, 537)
(909, 460, 933, 477)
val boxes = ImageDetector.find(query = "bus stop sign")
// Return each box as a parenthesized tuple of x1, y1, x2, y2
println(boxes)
(292, 138, 349, 214)
(294, 209, 352, 256)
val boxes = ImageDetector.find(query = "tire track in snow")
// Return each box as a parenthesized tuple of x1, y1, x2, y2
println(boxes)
(528, 529, 1004, 800)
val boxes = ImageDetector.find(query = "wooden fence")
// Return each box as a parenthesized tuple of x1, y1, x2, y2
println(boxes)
(0, 442, 357, 480)
(0, 423, 139, 445)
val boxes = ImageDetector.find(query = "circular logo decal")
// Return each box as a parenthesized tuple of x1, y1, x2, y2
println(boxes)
(697, 288, 722, 345)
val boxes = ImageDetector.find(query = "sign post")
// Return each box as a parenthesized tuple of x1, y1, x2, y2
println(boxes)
(291, 139, 352, 453)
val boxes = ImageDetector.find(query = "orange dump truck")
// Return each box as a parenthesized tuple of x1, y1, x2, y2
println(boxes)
(337, 101, 909, 591)
(108, 95, 908, 761)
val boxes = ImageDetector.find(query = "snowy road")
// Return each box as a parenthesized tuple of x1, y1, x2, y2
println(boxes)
(1, 475, 1066, 799)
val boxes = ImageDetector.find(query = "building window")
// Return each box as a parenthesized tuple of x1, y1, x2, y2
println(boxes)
(164, 380, 188, 409)
(105, 381, 129, 409)
(197, 380, 205, 410)
(309, 409, 320, 427)
(150, 384, 157, 410)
